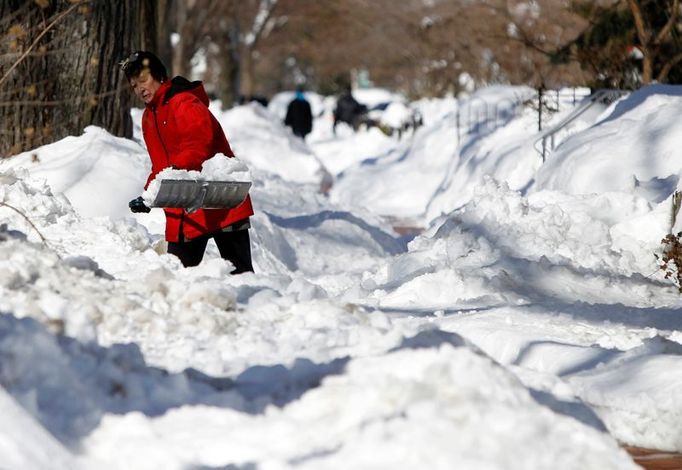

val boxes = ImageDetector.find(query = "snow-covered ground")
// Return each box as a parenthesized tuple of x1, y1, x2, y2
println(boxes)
(2, 83, 682, 469)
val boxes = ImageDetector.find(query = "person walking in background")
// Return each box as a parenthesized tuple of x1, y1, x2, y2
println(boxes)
(284, 86, 313, 139)
(333, 85, 367, 133)
(121, 50, 255, 273)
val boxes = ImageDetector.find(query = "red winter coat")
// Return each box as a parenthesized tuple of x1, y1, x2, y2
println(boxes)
(141, 77, 254, 242)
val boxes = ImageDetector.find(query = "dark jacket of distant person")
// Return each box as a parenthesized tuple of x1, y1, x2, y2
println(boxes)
(284, 90, 313, 138)
(333, 89, 366, 127)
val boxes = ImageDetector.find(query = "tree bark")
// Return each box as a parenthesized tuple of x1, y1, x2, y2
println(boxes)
(0, 0, 160, 157)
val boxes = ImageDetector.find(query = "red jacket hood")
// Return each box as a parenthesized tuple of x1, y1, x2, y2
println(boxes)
(148, 76, 209, 108)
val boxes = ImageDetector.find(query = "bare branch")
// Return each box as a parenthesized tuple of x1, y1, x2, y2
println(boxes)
(0, 202, 58, 258)
(657, 50, 682, 81)
(627, 0, 649, 48)
(244, 0, 278, 48)
(655, 0, 681, 44)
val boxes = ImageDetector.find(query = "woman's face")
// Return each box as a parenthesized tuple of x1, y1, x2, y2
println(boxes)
(129, 69, 162, 104)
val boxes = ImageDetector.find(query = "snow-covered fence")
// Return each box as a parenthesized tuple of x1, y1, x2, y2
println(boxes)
(535, 88, 593, 132)
(456, 96, 525, 143)
(535, 89, 627, 162)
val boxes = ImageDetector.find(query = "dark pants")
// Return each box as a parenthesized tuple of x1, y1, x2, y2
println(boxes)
(167, 229, 254, 273)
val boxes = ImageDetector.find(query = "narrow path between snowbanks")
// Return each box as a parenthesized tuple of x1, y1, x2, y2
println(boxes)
(626, 447, 682, 470)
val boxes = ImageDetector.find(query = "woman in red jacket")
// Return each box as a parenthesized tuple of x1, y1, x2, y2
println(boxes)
(121, 51, 254, 273)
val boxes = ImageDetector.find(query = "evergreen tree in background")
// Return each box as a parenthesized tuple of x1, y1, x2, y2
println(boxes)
(557, 0, 682, 89)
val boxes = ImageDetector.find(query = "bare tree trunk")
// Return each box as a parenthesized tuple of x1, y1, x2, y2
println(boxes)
(155, 0, 174, 70)
(228, 22, 242, 104)
(642, 54, 654, 84)
(172, 0, 191, 77)
(217, 19, 241, 107)
(241, 50, 255, 98)
(0, 0, 159, 157)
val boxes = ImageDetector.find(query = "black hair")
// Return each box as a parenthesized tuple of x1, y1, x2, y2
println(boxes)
(120, 51, 168, 82)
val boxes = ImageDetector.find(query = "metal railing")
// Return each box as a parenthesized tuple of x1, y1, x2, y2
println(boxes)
(534, 89, 628, 162)
(455, 94, 528, 143)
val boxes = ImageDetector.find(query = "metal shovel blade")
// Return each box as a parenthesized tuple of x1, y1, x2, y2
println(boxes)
(151, 179, 251, 213)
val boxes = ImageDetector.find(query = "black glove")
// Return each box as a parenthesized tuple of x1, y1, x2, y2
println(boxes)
(129, 196, 151, 213)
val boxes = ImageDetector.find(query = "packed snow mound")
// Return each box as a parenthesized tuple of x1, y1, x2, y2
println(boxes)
(309, 126, 395, 176)
(6, 83, 682, 465)
(0, 386, 79, 470)
(0, 167, 161, 276)
(330, 85, 536, 224)
(533, 84, 682, 202)
(379, 101, 413, 129)
(330, 109, 459, 222)
(425, 86, 543, 221)
(214, 102, 328, 185)
(0, 169, 408, 372)
(0, 314, 247, 447)
(78, 331, 637, 470)
(364, 179, 676, 310)
(1, 126, 149, 219)
(362, 179, 682, 450)
(411, 96, 458, 126)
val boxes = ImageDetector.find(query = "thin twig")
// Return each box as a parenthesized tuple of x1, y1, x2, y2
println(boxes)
(0, 201, 60, 258)
(0, 1, 89, 88)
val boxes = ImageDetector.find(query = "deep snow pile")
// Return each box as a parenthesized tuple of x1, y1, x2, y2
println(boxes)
(2, 83, 682, 468)
(327, 85, 540, 225)
(533, 85, 682, 200)
(0, 172, 639, 469)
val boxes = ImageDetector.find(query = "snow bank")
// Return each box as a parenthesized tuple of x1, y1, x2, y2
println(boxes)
(533, 84, 682, 202)
(330, 113, 458, 223)
(0, 386, 80, 470)
(215, 102, 328, 185)
(5, 82, 682, 467)
(365, 178, 675, 311)
(309, 126, 395, 176)
(327, 85, 540, 225)
(80, 331, 637, 470)
(362, 177, 682, 450)
(0, 126, 149, 219)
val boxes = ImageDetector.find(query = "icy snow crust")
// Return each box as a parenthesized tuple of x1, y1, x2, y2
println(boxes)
(1, 85, 682, 468)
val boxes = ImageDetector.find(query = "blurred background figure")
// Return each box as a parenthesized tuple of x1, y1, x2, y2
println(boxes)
(284, 86, 313, 139)
(333, 85, 368, 133)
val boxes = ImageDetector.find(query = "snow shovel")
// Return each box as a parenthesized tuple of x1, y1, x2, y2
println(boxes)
(150, 179, 251, 213)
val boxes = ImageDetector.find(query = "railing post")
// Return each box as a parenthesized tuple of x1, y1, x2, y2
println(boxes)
(542, 137, 547, 162)
(456, 108, 460, 144)
(538, 87, 544, 131)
